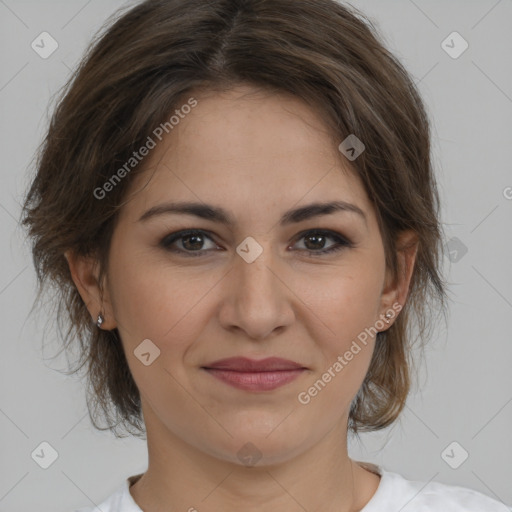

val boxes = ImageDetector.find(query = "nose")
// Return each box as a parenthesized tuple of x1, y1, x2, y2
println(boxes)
(217, 239, 295, 341)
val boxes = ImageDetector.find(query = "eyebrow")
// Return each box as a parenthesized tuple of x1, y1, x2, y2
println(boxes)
(138, 200, 367, 227)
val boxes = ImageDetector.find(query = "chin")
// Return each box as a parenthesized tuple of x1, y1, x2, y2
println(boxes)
(203, 421, 315, 469)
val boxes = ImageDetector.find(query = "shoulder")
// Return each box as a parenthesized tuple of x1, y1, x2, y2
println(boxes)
(399, 474, 510, 511)
(362, 465, 511, 512)
(72, 474, 142, 512)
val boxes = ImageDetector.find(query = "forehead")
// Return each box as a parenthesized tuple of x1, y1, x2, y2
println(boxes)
(120, 85, 372, 225)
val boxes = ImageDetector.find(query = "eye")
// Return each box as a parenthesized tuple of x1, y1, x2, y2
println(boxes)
(160, 229, 219, 256)
(292, 229, 352, 256)
(160, 228, 352, 257)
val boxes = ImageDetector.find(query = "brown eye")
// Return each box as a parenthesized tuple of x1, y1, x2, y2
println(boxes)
(160, 228, 352, 258)
(180, 233, 206, 251)
(293, 230, 352, 256)
(161, 230, 219, 256)
(303, 232, 329, 250)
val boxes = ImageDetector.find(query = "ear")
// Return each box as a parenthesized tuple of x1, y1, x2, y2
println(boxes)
(64, 250, 117, 330)
(379, 230, 418, 327)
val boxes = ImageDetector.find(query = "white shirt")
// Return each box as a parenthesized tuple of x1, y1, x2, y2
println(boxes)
(74, 462, 510, 511)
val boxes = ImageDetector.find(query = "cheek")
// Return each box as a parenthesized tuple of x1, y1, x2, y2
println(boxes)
(295, 274, 383, 415)
(297, 263, 385, 345)
(108, 249, 216, 354)
(330, 278, 383, 339)
(295, 260, 385, 398)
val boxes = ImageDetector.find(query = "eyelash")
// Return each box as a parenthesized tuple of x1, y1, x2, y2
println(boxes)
(159, 229, 353, 257)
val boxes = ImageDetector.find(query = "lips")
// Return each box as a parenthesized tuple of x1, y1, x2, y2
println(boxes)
(201, 357, 307, 391)
(202, 357, 305, 372)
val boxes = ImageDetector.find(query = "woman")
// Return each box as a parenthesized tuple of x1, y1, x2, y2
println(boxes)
(20, 0, 509, 510)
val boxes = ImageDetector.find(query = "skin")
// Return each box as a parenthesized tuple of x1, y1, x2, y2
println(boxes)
(66, 84, 418, 512)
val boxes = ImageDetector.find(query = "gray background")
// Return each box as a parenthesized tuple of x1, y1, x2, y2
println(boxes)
(1, 0, 511, 510)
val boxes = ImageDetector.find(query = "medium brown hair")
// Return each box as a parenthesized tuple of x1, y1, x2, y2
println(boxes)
(21, 0, 446, 438)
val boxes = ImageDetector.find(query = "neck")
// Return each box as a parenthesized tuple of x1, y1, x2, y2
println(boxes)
(130, 417, 379, 512)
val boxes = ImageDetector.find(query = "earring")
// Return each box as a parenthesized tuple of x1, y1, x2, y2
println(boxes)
(384, 312, 392, 324)
(96, 314, 104, 328)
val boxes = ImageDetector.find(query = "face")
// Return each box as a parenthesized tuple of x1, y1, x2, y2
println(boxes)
(93, 85, 403, 465)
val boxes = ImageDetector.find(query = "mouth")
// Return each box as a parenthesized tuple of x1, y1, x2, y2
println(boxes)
(201, 357, 307, 391)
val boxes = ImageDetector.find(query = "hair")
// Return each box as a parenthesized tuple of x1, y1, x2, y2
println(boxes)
(21, 0, 446, 438)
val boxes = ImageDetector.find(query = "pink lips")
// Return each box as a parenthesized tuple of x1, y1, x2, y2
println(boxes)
(202, 357, 306, 391)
